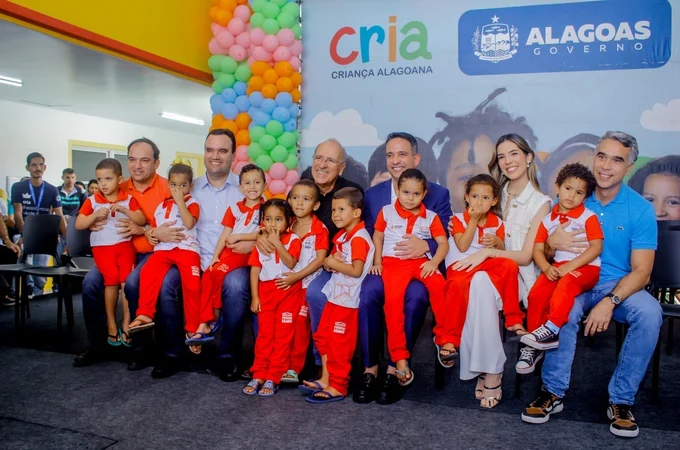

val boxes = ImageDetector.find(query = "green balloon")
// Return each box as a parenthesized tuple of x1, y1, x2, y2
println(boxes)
(255, 154, 274, 172)
(250, 126, 266, 143)
(208, 55, 223, 72)
(248, 143, 265, 161)
(284, 153, 299, 170)
(265, 120, 284, 138)
(212, 71, 222, 80)
(262, 3, 281, 19)
(212, 80, 223, 94)
(220, 56, 238, 74)
(251, 0, 267, 13)
(277, 12, 295, 29)
(277, 131, 297, 149)
(262, 18, 281, 35)
(250, 12, 265, 28)
(291, 23, 301, 39)
(282, 3, 300, 18)
(293, 130, 300, 141)
(218, 73, 236, 89)
(272, 0, 288, 7)
(270, 145, 288, 162)
(259, 134, 277, 151)
(234, 64, 252, 82)
(288, 146, 298, 155)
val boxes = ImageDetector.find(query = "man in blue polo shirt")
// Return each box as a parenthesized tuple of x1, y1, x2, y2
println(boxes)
(521, 132, 661, 439)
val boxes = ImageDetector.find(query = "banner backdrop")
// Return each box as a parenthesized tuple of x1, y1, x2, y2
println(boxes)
(299, 0, 680, 220)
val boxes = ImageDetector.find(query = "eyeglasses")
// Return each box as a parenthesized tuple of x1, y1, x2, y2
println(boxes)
(313, 155, 344, 165)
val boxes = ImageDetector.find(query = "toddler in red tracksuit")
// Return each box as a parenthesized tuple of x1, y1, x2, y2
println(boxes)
(444, 174, 526, 358)
(278, 180, 329, 384)
(76, 158, 145, 347)
(201, 164, 265, 317)
(300, 187, 374, 403)
(128, 163, 214, 354)
(517, 163, 602, 374)
(371, 169, 450, 386)
(243, 199, 302, 397)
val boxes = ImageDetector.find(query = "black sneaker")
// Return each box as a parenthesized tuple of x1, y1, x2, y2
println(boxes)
(1, 294, 15, 307)
(607, 404, 639, 438)
(521, 325, 559, 350)
(515, 346, 544, 374)
(521, 389, 563, 424)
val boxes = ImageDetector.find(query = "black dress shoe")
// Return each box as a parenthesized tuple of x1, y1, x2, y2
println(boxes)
(376, 374, 402, 405)
(217, 358, 239, 382)
(73, 348, 102, 367)
(352, 373, 377, 404)
(151, 359, 183, 379)
(127, 354, 150, 371)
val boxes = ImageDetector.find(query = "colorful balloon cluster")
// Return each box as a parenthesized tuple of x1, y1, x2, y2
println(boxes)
(208, 0, 302, 199)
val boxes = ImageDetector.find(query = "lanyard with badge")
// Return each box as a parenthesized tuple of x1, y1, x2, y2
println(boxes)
(29, 182, 45, 212)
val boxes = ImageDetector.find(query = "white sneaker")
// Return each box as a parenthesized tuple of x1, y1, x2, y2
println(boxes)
(516, 346, 544, 374)
(521, 325, 560, 350)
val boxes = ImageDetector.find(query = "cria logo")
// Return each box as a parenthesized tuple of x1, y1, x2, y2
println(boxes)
(330, 16, 431, 65)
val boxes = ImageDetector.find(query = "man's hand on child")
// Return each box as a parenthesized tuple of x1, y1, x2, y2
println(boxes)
(255, 231, 275, 255)
(394, 234, 429, 259)
(117, 218, 143, 239)
(153, 220, 185, 243)
(544, 265, 561, 281)
(369, 264, 382, 275)
(419, 260, 438, 278)
(275, 272, 298, 290)
(547, 221, 588, 254)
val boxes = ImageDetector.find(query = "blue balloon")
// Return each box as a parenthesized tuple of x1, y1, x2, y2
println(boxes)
(261, 98, 277, 114)
(222, 103, 239, 120)
(288, 104, 300, 117)
(275, 92, 293, 107)
(235, 95, 251, 113)
(284, 118, 298, 132)
(272, 106, 291, 123)
(249, 91, 264, 108)
(221, 88, 237, 104)
(248, 106, 261, 117)
(254, 112, 271, 127)
(233, 81, 247, 96)
(210, 94, 224, 114)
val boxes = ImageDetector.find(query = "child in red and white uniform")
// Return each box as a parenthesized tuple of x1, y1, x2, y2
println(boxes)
(243, 199, 302, 397)
(76, 158, 145, 347)
(300, 187, 374, 403)
(517, 163, 603, 373)
(128, 164, 214, 354)
(202, 164, 265, 316)
(445, 174, 526, 358)
(278, 180, 329, 384)
(371, 169, 450, 386)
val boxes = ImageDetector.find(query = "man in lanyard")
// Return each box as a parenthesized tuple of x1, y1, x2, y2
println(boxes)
(57, 168, 87, 257)
(11, 152, 66, 296)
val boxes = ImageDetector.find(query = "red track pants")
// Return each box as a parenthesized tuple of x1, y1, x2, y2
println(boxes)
(314, 302, 358, 396)
(445, 257, 523, 347)
(527, 262, 600, 330)
(138, 248, 212, 333)
(289, 287, 310, 374)
(200, 250, 250, 310)
(251, 280, 302, 382)
(383, 256, 446, 362)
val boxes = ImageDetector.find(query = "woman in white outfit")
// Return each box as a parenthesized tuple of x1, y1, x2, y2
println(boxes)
(450, 134, 550, 408)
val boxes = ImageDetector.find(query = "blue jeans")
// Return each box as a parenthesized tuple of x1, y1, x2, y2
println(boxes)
(306, 269, 333, 365)
(217, 267, 252, 361)
(542, 280, 663, 405)
(358, 274, 430, 368)
(27, 253, 49, 294)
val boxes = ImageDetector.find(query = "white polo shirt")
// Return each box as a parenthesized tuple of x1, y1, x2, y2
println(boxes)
(293, 215, 329, 289)
(374, 201, 446, 259)
(445, 211, 505, 268)
(79, 191, 141, 247)
(152, 195, 200, 254)
(248, 231, 302, 282)
(221, 198, 264, 234)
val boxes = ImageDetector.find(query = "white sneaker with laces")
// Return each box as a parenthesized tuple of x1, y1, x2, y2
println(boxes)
(521, 324, 560, 350)
(516, 346, 544, 374)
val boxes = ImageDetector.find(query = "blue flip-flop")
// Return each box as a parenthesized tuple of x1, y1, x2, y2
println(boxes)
(185, 332, 215, 346)
(243, 379, 262, 396)
(297, 380, 323, 395)
(258, 380, 278, 397)
(107, 332, 121, 347)
(305, 390, 345, 404)
(119, 329, 132, 348)
(207, 316, 223, 337)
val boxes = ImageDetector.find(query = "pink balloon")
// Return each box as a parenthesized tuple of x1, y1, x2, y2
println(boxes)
(236, 145, 249, 161)
(269, 180, 287, 195)
(252, 46, 272, 62)
(277, 29, 295, 47)
(233, 4, 251, 22)
(273, 46, 292, 62)
(269, 162, 288, 180)
(212, 23, 227, 36)
(216, 30, 235, 49)
(246, 23, 252, 32)
(227, 18, 246, 36)
(229, 44, 247, 62)
(284, 169, 300, 186)
(285, 185, 292, 195)
(235, 31, 251, 49)
(233, 161, 248, 175)
(209, 38, 228, 55)
(265, 173, 272, 185)
(290, 40, 302, 57)
(247, 56, 256, 66)
(262, 35, 280, 53)
(288, 56, 301, 70)
(250, 28, 265, 46)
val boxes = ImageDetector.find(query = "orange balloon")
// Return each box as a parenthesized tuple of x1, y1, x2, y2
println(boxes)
(264, 188, 273, 199)
(236, 129, 251, 146)
(248, 75, 264, 91)
(209, 6, 219, 22)
(273, 193, 287, 200)
(215, 9, 233, 26)
(262, 84, 278, 99)
(235, 112, 251, 130)
(274, 61, 294, 78)
(275, 77, 293, 93)
(211, 0, 221, 5)
(251, 61, 270, 77)
(221, 120, 239, 135)
(220, 0, 237, 11)
(290, 72, 302, 87)
(291, 88, 301, 103)
(236, 0, 248, 4)
(262, 69, 279, 85)
(246, 87, 253, 96)
(212, 114, 226, 126)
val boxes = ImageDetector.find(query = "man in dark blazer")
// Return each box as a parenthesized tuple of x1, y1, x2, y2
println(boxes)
(354, 132, 452, 405)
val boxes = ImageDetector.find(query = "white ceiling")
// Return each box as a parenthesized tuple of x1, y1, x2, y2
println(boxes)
(0, 20, 213, 135)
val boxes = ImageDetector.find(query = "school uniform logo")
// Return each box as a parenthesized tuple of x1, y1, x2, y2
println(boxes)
(333, 321, 346, 334)
(191, 266, 200, 277)
(298, 305, 308, 317)
(282, 312, 293, 324)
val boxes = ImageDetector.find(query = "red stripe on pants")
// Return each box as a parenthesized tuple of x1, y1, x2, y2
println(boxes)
(444, 258, 523, 347)
(138, 248, 212, 332)
(251, 280, 302, 382)
(527, 262, 600, 330)
(314, 302, 358, 396)
(289, 287, 310, 374)
(383, 256, 446, 362)
(200, 251, 250, 310)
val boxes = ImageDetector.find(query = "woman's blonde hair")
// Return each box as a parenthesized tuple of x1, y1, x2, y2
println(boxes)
(489, 133, 541, 191)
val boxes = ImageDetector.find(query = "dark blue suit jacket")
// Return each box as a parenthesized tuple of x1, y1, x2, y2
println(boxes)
(364, 180, 452, 256)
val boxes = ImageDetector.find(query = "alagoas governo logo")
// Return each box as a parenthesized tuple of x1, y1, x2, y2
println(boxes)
(472, 16, 519, 63)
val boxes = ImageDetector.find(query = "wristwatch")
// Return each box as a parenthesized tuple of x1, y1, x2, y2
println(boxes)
(606, 292, 622, 306)
(143, 224, 151, 232)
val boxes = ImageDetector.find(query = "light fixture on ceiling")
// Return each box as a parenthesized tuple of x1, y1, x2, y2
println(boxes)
(0, 75, 23, 87)
(160, 112, 205, 126)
